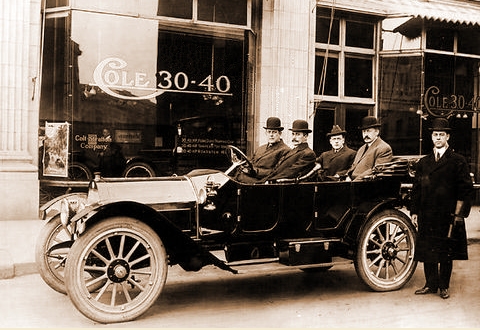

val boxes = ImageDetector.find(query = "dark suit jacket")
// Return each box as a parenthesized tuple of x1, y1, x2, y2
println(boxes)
(349, 137, 392, 180)
(262, 142, 316, 181)
(251, 140, 291, 178)
(316, 146, 356, 177)
(235, 140, 290, 183)
(411, 148, 474, 261)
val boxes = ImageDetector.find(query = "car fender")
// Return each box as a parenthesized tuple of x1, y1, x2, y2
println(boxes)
(342, 198, 401, 247)
(39, 192, 88, 222)
(70, 200, 237, 274)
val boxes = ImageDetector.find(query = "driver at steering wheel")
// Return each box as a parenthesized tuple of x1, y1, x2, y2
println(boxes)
(262, 119, 316, 183)
(236, 117, 290, 183)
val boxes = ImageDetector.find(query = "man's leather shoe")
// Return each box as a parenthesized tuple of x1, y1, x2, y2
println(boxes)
(439, 288, 450, 299)
(415, 286, 437, 295)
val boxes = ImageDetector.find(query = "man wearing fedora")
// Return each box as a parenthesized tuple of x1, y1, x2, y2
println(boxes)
(262, 119, 316, 182)
(316, 125, 356, 180)
(410, 117, 474, 299)
(236, 116, 290, 183)
(347, 116, 392, 181)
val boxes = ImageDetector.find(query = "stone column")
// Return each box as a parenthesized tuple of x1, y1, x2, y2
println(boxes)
(0, 0, 42, 220)
(255, 0, 315, 148)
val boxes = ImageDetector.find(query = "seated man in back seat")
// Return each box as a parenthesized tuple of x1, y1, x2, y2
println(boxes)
(262, 119, 316, 183)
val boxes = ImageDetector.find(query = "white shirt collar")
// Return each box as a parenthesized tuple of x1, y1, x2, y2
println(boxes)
(434, 146, 447, 157)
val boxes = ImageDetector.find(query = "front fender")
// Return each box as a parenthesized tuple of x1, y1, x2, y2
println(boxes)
(39, 192, 88, 221)
(71, 201, 237, 274)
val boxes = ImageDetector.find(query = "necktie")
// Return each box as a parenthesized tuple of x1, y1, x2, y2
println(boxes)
(436, 152, 440, 162)
(361, 144, 369, 157)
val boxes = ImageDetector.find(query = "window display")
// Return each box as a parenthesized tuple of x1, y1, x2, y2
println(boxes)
(39, 9, 246, 183)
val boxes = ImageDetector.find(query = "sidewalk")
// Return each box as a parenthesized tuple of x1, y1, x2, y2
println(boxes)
(1, 207, 480, 280)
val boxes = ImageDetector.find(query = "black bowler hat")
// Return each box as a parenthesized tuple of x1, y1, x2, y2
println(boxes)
(326, 125, 346, 137)
(429, 118, 451, 131)
(289, 119, 312, 133)
(358, 116, 382, 130)
(263, 117, 284, 131)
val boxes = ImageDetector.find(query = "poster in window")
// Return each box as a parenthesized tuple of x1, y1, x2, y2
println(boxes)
(43, 122, 69, 177)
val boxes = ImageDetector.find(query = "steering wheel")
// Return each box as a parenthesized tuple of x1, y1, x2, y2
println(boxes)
(224, 145, 254, 176)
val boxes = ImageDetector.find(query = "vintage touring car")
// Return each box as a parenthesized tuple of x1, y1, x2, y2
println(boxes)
(36, 146, 419, 323)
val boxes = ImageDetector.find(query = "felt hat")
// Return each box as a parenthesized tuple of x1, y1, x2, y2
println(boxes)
(289, 119, 312, 133)
(429, 118, 451, 131)
(358, 116, 381, 130)
(263, 117, 284, 131)
(326, 125, 346, 137)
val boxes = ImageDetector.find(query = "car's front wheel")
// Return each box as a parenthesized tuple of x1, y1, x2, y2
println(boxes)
(65, 217, 168, 324)
(35, 215, 71, 294)
(354, 209, 417, 292)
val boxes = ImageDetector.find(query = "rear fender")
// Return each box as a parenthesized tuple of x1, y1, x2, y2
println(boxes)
(343, 198, 399, 248)
(73, 201, 237, 274)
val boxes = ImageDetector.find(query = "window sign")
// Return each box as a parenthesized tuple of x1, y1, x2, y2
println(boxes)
(72, 11, 159, 101)
(424, 85, 479, 117)
(43, 122, 69, 177)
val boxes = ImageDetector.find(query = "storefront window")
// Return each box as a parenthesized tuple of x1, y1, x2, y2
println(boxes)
(39, 10, 246, 181)
(378, 56, 423, 155)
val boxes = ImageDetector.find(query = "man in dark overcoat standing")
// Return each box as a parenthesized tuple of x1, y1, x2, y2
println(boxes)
(236, 117, 290, 183)
(410, 117, 474, 299)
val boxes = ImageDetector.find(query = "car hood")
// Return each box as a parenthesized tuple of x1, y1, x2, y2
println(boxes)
(90, 170, 230, 205)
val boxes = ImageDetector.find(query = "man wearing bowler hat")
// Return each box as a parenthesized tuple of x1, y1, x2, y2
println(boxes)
(411, 117, 474, 299)
(347, 116, 392, 181)
(316, 125, 356, 180)
(236, 117, 290, 183)
(262, 119, 316, 182)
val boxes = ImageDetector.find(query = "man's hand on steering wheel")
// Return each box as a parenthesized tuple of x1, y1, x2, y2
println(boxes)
(241, 164, 257, 176)
(225, 145, 255, 176)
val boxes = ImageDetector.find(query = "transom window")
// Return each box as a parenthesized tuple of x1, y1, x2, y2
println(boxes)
(158, 0, 249, 26)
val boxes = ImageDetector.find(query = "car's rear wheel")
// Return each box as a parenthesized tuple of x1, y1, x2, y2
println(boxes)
(123, 162, 155, 177)
(354, 209, 417, 292)
(35, 215, 71, 294)
(65, 217, 168, 324)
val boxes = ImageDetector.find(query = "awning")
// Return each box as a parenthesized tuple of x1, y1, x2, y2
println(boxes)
(388, 0, 480, 27)
(316, 0, 390, 17)
(317, 0, 480, 37)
